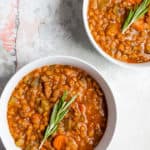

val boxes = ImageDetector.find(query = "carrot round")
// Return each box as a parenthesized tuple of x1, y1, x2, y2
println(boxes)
(127, 0, 142, 4)
(53, 135, 67, 150)
(132, 19, 145, 31)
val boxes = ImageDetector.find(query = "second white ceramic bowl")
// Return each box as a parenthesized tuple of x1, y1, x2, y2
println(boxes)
(0, 56, 116, 150)
(82, 0, 150, 69)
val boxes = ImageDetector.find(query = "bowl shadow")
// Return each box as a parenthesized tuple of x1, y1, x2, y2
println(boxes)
(58, 0, 94, 50)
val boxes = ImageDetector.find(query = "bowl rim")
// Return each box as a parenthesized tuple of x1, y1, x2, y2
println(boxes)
(82, 0, 150, 69)
(0, 56, 117, 150)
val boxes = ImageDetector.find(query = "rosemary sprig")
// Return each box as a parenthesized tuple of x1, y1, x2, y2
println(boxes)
(122, 0, 150, 33)
(39, 91, 78, 149)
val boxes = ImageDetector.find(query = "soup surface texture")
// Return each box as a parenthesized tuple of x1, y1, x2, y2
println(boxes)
(7, 65, 107, 150)
(88, 0, 150, 63)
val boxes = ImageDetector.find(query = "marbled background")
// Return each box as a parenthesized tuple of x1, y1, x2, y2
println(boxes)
(1, 0, 150, 150)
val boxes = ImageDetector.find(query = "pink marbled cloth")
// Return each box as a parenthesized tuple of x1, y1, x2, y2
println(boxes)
(0, 0, 19, 99)
(0, 0, 18, 53)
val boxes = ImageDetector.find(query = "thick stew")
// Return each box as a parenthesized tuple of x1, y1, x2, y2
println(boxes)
(7, 65, 107, 150)
(88, 0, 150, 63)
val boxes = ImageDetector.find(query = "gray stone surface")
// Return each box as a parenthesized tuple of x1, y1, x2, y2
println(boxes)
(0, 47, 15, 150)
(0, 140, 5, 150)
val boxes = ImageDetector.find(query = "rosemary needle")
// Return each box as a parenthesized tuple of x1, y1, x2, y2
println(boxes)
(39, 91, 78, 149)
(122, 0, 150, 33)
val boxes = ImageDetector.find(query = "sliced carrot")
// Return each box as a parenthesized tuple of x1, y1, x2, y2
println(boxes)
(127, 0, 142, 4)
(53, 135, 67, 150)
(132, 19, 145, 31)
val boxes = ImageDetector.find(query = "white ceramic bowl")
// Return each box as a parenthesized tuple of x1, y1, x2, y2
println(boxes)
(0, 56, 116, 150)
(82, 0, 150, 69)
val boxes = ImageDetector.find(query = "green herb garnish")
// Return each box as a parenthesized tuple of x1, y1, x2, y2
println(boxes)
(122, 0, 150, 33)
(39, 91, 78, 149)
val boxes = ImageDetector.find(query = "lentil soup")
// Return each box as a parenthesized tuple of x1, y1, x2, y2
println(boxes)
(88, 0, 150, 63)
(7, 65, 107, 150)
